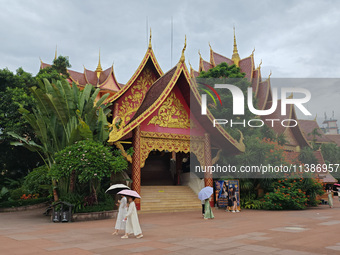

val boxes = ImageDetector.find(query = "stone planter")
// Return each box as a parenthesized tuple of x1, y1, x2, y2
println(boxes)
(72, 210, 117, 222)
(0, 202, 48, 212)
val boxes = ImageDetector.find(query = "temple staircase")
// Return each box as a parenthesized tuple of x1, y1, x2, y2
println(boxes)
(140, 186, 201, 213)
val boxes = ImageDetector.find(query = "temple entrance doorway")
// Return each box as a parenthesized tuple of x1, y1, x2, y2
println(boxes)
(141, 151, 173, 186)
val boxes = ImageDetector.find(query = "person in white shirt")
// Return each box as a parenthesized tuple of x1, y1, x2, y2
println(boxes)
(112, 195, 127, 235)
(121, 196, 143, 239)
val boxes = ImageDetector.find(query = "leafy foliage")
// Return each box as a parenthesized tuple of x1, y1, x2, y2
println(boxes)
(36, 56, 71, 81)
(8, 78, 112, 168)
(197, 63, 256, 140)
(52, 140, 127, 182)
(0, 68, 42, 180)
(321, 143, 340, 165)
(22, 165, 51, 196)
(51, 140, 129, 203)
(263, 177, 323, 210)
(298, 147, 318, 165)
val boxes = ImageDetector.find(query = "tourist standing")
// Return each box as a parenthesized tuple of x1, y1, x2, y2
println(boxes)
(229, 187, 239, 213)
(121, 196, 143, 239)
(201, 199, 205, 217)
(204, 197, 214, 219)
(327, 187, 334, 208)
(112, 195, 127, 235)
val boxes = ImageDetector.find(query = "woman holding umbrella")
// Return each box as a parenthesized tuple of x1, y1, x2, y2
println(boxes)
(105, 184, 130, 235)
(198, 186, 214, 220)
(118, 190, 143, 239)
(112, 194, 127, 235)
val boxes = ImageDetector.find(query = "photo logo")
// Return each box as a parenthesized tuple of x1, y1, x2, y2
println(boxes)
(199, 82, 222, 114)
(200, 84, 312, 128)
(201, 84, 311, 116)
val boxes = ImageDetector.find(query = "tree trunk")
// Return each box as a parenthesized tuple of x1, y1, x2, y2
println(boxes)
(52, 179, 59, 202)
(69, 170, 75, 192)
(92, 183, 98, 205)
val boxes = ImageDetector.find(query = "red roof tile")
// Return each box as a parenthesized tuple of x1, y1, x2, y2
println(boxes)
(252, 69, 260, 93)
(99, 67, 113, 84)
(256, 80, 269, 110)
(239, 56, 253, 81)
(212, 52, 234, 66)
(298, 120, 333, 143)
(325, 134, 340, 146)
(68, 69, 87, 85)
(203, 60, 213, 72)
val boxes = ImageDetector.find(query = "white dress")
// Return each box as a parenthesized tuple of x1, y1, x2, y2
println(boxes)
(115, 196, 127, 230)
(125, 201, 142, 236)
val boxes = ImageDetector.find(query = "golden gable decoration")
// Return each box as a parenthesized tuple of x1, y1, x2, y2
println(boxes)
(147, 92, 190, 129)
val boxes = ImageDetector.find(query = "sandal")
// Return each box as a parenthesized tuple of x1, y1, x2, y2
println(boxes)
(121, 235, 128, 239)
(136, 234, 143, 239)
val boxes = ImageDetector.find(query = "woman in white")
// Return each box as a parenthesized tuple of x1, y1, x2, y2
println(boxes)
(121, 196, 143, 239)
(112, 195, 127, 235)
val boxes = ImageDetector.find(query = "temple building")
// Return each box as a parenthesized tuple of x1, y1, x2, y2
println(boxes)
(192, 28, 337, 185)
(193, 28, 310, 153)
(107, 35, 245, 210)
(322, 112, 339, 135)
(40, 50, 122, 100)
(40, 29, 338, 210)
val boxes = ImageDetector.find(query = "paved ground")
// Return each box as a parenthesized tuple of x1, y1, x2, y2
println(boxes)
(1, 199, 340, 255)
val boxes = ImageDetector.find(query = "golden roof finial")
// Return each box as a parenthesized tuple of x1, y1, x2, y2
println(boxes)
(232, 26, 240, 66)
(268, 70, 272, 79)
(314, 114, 317, 121)
(179, 35, 187, 63)
(198, 49, 202, 59)
(188, 60, 194, 77)
(287, 92, 293, 99)
(54, 45, 57, 61)
(148, 28, 152, 49)
(251, 47, 255, 56)
(257, 59, 262, 69)
(95, 49, 103, 79)
(209, 42, 215, 66)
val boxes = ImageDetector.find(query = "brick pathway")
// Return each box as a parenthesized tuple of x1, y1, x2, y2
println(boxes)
(0, 199, 340, 255)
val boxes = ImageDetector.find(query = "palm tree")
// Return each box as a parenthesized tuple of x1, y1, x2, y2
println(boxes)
(8, 78, 111, 201)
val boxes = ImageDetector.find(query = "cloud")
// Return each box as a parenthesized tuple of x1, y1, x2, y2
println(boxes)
(0, 0, 339, 126)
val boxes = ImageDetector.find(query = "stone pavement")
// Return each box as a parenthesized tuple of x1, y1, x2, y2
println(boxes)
(1, 199, 340, 255)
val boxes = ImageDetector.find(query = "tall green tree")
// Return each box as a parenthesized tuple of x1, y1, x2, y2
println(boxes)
(8, 78, 111, 201)
(36, 55, 71, 81)
(0, 68, 41, 183)
(197, 62, 257, 139)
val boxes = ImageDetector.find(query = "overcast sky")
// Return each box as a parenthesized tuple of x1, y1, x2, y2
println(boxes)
(1, 0, 340, 125)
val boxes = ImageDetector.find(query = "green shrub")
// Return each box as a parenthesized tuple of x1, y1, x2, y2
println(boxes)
(9, 187, 26, 200)
(76, 202, 115, 213)
(242, 199, 264, 210)
(23, 165, 51, 196)
(263, 178, 307, 210)
(0, 187, 9, 202)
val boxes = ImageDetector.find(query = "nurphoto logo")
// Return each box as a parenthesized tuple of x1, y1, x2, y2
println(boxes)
(201, 84, 312, 128)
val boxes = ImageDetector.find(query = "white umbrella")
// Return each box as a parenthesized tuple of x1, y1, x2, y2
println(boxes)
(198, 186, 213, 200)
(105, 184, 130, 194)
(117, 189, 141, 199)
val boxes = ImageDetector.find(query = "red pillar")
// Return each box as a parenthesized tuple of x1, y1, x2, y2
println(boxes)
(204, 133, 214, 207)
(132, 125, 141, 210)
